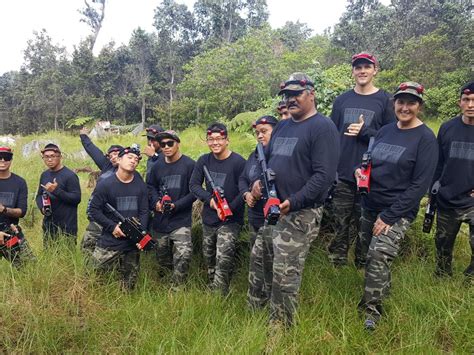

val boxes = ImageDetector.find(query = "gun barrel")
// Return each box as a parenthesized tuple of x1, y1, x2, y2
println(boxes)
(203, 165, 217, 191)
(105, 203, 126, 223)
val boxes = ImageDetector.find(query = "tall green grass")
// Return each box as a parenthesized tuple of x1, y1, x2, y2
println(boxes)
(0, 123, 472, 353)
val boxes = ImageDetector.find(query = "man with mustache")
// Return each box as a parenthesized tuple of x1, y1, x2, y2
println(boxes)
(327, 52, 396, 268)
(264, 72, 339, 327)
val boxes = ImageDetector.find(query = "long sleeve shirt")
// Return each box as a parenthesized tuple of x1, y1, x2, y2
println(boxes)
(362, 122, 438, 225)
(432, 116, 474, 210)
(0, 173, 28, 226)
(190, 152, 246, 227)
(238, 149, 265, 228)
(147, 154, 196, 233)
(331, 89, 396, 185)
(35, 166, 81, 236)
(266, 113, 340, 212)
(89, 173, 149, 252)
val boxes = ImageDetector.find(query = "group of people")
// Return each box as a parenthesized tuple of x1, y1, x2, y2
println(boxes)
(0, 52, 472, 332)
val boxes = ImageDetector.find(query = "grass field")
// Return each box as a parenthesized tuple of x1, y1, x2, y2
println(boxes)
(0, 122, 472, 353)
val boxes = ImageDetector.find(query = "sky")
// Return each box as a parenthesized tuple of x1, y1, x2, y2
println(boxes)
(0, 0, 389, 75)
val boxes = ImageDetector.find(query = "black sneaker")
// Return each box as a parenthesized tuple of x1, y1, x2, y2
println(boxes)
(364, 319, 376, 331)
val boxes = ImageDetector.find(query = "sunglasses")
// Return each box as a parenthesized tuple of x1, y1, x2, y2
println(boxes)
(0, 154, 12, 162)
(159, 140, 176, 148)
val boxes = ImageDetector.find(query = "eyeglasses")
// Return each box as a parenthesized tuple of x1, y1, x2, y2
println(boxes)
(206, 137, 227, 143)
(42, 154, 60, 160)
(159, 140, 176, 148)
(0, 155, 12, 162)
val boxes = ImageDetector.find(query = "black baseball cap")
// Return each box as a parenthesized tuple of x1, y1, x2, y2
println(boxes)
(206, 123, 228, 137)
(41, 143, 61, 154)
(252, 115, 279, 128)
(460, 81, 474, 97)
(144, 124, 164, 139)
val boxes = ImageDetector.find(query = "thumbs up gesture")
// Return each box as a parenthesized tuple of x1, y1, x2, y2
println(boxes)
(344, 114, 365, 136)
(41, 178, 58, 193)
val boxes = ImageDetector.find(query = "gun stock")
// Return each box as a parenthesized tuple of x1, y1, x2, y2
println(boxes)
(422, 181, 440, 233)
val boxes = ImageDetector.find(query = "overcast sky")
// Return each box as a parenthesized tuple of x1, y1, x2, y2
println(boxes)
(0, 0, 389, 75)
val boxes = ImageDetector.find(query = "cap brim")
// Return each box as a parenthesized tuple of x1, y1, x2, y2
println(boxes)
(278, 87, 305, 96)
(352, 58, 376, 66)
(157, 133, 180, 142)
(394, 90, 423, 101)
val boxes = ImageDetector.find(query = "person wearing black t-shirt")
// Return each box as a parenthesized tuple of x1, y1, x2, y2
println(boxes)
(432, 81, 474, 281)
(0, 147, 35, 267)
(189, 123, 246, 296)
(239, 115, 278, 309)
(264, 73, 339, 327)
(89, 146, 148, 290)
(79, 126, 123, 256)
(147, 130, 196, 287)
(356, 82, 438, 330)
(35, 143, 81, 248)
(328, 52, 396, 268)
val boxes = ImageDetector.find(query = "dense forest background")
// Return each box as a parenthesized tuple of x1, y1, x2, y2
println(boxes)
(0, 0, 472, 134)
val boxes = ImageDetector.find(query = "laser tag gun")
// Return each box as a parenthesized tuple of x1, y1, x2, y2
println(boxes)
(105, 203, 156, 251)
(256, 143, 280, 225)
(357, 137, 375, 195)
(159, 183, 173, 215)
(203, 165, 233, 222)
(325, 174, 339, 204)
(42, 191, 52, 216)
(0, 223, 23, 250)
(423, 181, 441, 233)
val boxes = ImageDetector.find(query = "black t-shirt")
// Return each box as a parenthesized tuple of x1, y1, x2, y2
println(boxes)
(35, 166, 81, 235)
(362, 122, 438, 225)
(190, 152, 246, 227)
(432, 116, 474, 210)
(147, 154, 196, 233)
(266, 113, 340, 212)
(238, 148, 265, 228)
(331, 89, 396, 185)
(0, 173, 28, 226)
(90, 173, 149, 252)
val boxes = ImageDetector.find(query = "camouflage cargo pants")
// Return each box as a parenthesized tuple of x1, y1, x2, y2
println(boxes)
(202, 223, 241, 295)
(327, 181, 364, 266)
(1, 234, 35, 268)
(153, 226, 193, 285)
(81, 221, 102, 257)
(358, 209, 411, 322)
(270, 206, 323, 326)
(247, 223, 274, 309)
(91, 246, 140, 290)
(435, 207, 474, 277)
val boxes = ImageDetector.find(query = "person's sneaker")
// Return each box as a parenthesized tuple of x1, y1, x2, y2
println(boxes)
(364, 319, 376, 331)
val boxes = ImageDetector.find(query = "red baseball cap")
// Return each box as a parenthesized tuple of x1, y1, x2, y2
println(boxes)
(351, 52, 378, 67)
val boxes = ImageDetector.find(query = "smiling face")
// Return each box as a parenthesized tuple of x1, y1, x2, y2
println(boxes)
(108, 151, 120, 166)
(206, 132, 229, 156)
(352, 62, 377, 88)
(394, 94, 422, 125)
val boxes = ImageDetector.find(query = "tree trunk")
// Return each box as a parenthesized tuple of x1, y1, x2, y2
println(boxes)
(141, 95, 146, 127)
(169, 67, 175, 129)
